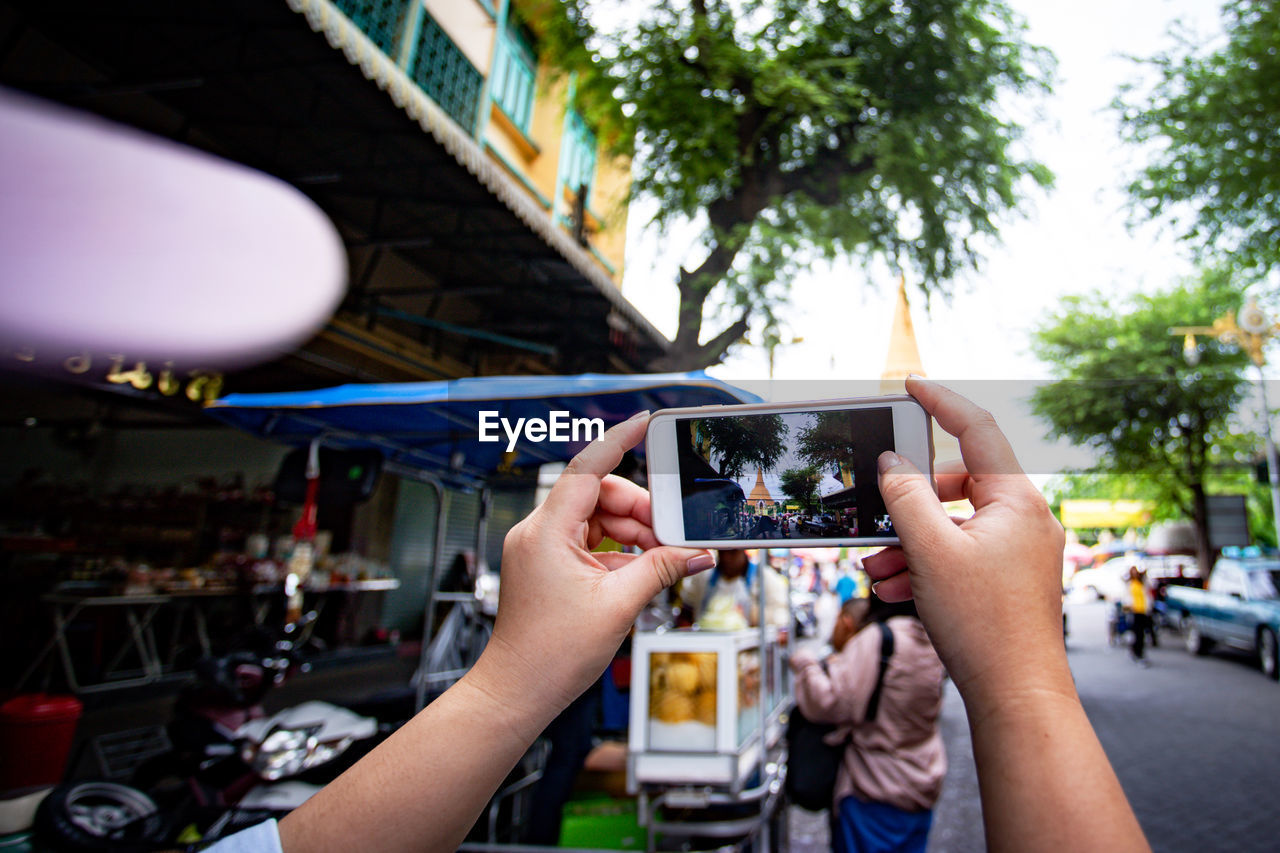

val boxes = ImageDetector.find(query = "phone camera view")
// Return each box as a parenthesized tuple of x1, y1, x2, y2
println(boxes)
(678, 408, 895, 541)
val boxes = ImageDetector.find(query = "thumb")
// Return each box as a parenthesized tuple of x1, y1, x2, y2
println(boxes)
(608, 547, 713, 614)
(877, 451, 953, 555)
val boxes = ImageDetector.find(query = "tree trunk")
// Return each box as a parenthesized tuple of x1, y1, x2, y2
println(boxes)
(1189, 481, 1213, 579)
(650, 309, 750, 371)
(649, 209, 754, 370)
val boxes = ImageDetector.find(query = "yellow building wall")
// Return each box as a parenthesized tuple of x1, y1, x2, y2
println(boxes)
(425, 0, 496, 74)
(421, 0, 630, 286)
(481, 68, 565, 212)
(589, 151, 630, 285)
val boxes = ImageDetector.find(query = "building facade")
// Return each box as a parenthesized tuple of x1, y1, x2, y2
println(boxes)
(0, 0, 673, 672)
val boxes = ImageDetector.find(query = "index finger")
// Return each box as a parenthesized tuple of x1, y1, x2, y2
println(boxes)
(540, 412, 649, 526)
(934, 459, 970, 504)
(906, 377, 1028, 505)
(597, 474, 654, 528)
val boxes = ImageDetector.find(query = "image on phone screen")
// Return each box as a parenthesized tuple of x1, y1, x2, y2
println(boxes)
(675, 407, 896, 542)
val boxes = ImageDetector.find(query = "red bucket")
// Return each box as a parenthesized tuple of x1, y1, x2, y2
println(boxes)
(0, 694, 83, 791)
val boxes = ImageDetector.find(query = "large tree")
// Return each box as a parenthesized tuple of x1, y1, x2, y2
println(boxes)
(694, 413, 787, 478)
(1030, 272, 1254, 573)
(538, 0, 1054, 369)
(796, 411, 857, 474)
(1116, 0, 1280, 275)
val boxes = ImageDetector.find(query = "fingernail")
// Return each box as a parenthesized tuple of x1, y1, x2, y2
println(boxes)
(686, 553, 715, 574)
(878, 451, 903, 474)
(870, 581, 882, 597)
(906, 373, 925, 381)
(627, 409, 651, 422)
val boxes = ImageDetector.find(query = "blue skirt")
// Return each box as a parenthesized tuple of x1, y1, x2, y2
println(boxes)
(831, 795, 933, 853)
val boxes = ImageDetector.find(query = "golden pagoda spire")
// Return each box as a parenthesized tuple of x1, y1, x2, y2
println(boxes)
(746, 468, 775, 514)
(880, 276, 925, 393)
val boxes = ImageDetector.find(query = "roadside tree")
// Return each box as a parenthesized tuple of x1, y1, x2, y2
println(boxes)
(695, 414, 787, 479)
(537, 0, 1054, 369)
(779, 465, 821, 515)
(796, 411, 857, 475)
(1116, 0, 1280, 276)
(1031, 272, 1254, 573)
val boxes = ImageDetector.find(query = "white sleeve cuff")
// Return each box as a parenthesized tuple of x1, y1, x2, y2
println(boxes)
(202, 818, 284, 853)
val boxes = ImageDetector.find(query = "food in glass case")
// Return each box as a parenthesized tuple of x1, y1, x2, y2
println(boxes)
(736, 649, 762, 747)
(695, 690, 717, 726)
(648, 651, 718, 750)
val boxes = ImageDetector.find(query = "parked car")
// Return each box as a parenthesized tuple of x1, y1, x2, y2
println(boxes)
(1165, 558, 1280, 680)
(1067, 553, 1201, 602)
(1066, 557, 1131, 601)
(798, 515, 843, 537)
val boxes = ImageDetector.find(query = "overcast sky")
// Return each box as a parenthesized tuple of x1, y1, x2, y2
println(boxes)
(619, 0, 1250, 475)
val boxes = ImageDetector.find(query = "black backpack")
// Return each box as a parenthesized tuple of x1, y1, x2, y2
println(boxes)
(784, 621, 895, 812)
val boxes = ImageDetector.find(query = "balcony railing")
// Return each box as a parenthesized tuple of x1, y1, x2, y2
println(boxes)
(332, 0, 482, 131)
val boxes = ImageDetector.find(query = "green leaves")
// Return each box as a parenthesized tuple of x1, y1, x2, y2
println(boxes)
(779, 464, 822, 513)
(1117, 0, 1280, 274)
(536, 0, 1054, 367)
(796, 411, 858, 473)
(695, 413, 789, 479)
(1031, 271, 1253, 520)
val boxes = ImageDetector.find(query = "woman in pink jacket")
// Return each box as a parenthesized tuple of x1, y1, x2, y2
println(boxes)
(791, 595, 946, 853)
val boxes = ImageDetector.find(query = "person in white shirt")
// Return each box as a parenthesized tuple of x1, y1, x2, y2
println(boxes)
(678, 548, 791, 629)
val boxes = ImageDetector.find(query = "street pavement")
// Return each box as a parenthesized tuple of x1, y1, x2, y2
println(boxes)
(930, 600, 1280, 852)
(792, 601, 1280, 852)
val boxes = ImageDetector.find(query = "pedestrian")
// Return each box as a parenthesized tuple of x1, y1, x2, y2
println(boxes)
(1127, 566, 1152, 666)
(834, 562, 858, 605)
(679, 548, 791, 629)
(791, 595, 946, 853)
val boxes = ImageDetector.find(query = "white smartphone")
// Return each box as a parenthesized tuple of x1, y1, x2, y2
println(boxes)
(645, 395, 934, 548)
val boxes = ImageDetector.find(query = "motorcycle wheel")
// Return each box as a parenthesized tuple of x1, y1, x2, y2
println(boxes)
(34, 780, 167, 852)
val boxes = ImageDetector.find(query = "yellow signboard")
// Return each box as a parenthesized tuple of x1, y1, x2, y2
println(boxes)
(1059, 499, 1154, 529)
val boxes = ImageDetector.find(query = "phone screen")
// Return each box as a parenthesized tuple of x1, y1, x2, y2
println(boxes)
(675, 406, 896, 542)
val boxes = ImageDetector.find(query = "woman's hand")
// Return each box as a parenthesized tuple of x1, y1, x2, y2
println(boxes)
(788, 650, 819, 673)
(279, 414, 712, 853)
(866, 378, 1148, 852)
(864, 377, 1068, 712)
(471, 413, 713, 714)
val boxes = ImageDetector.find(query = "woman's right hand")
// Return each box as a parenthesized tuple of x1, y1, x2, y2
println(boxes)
(863, 376, 1069, 714)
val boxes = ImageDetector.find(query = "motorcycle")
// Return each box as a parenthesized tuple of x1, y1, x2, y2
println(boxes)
(35, 630, 386, 851)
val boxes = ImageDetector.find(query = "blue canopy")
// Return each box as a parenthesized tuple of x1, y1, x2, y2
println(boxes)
(205, 372, 760, 484)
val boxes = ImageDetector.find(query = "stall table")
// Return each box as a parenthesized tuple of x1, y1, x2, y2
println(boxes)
(18, 579, 399, 693)
(18, 591, 200, 693)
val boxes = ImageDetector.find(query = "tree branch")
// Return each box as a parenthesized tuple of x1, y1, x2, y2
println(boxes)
(650, 308, 751, 371)
(778, 147, 877, 206)
(697, 309, 752, 364)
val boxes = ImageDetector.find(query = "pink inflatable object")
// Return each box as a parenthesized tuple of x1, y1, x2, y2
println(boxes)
(0, 86, 346, 368)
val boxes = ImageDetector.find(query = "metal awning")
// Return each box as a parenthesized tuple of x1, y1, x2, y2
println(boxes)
(205, 372, 761, 484)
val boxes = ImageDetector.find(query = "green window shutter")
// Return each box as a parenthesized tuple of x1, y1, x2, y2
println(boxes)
(492, 24, 536, 133)
(332, 0, 406, 56)
(335, 0, 482, 132)
(408, 13, 484, 131)
(561, 108, 597, 198)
